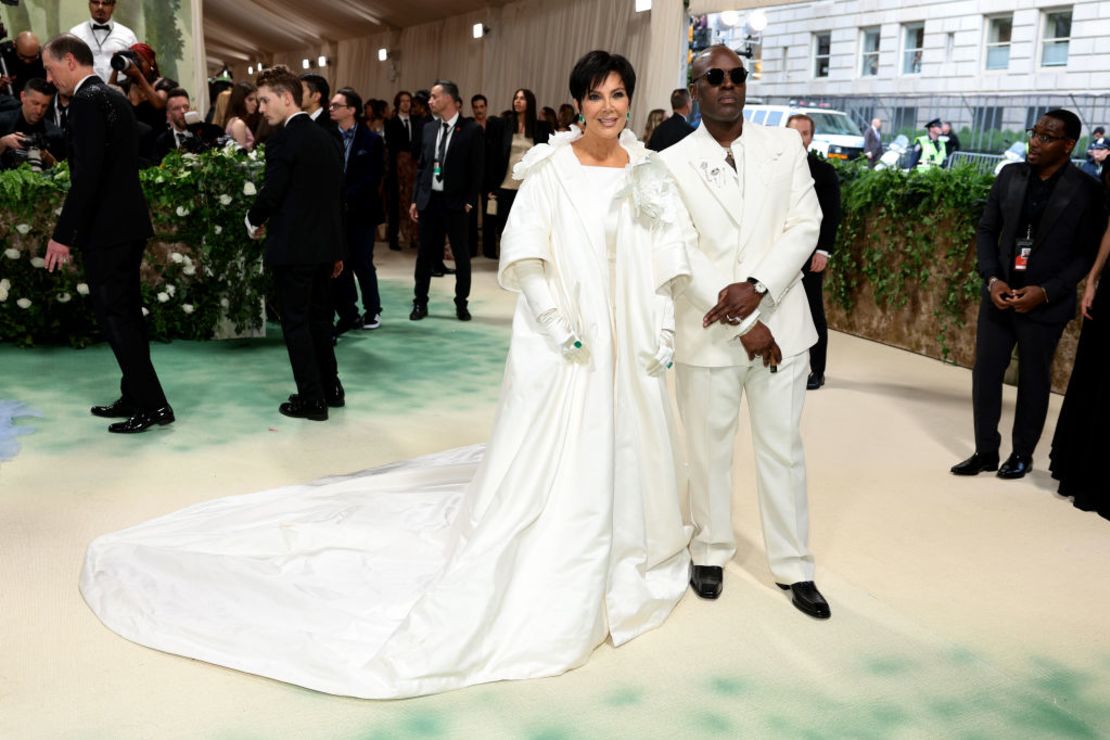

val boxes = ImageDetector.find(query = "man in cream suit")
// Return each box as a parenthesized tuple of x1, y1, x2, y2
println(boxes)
(659, 45, 830, 619)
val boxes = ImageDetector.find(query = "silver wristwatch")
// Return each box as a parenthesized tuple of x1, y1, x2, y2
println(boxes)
(747, 277, 768, 295)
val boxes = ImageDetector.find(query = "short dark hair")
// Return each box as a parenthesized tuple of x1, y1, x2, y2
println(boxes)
(786, 113, 815, 135)
(165, 87, 190, 103)
(256, 65, 303, 107)
(471, 93, 487, 106)
(669, 88, 690, 111)
(23, 78, 55, 96)
(44, 34, 94, 68)
(336, 86, 363, 119)
(569, 50, 636, 107)
(1093, 126, 1106, 136)
(433, 80, 461, 105)
(300, 73, 330, 104)
(393, 90, 411, 109)
(1044, 109, 1081, 141)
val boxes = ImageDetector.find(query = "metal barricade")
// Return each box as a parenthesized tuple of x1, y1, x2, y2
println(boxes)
(946, 151, 1005, 174)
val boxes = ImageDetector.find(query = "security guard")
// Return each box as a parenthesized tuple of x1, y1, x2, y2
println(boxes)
(911, 117, 946, 169)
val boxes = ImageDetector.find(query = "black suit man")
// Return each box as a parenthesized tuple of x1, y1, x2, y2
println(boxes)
(863, 118, 883, 167)
(247, 66, 346, 421)
(787, 114, 842, 390)
(647, 88, 695, 152)
(330, 87, 385, 334)
(953, 110, 1108, 480)
(42, 35, 171, 434)
(409, 80, 484, 322)
(383, 90, 415, 251)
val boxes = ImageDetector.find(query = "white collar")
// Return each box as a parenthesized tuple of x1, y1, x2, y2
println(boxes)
(398, 113, 409, 121)
(441, 112, 460, 129)
(286, 111, 309, 124)
(75, 74, 99, 93)
(308, 108, 322, 121)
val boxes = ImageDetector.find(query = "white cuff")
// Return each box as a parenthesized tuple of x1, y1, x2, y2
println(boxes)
(816, 250, 829, 258)
(734, 309, 761, 338)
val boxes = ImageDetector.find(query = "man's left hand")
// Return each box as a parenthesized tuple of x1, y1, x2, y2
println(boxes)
(704, 281, 761, 328)
(810, 253, 828, 273)
(45, 239, 71, 273)
(1006, 286, 1047, 313)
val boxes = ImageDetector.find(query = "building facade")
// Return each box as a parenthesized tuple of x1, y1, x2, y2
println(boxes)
(701, 0, 1110, 151)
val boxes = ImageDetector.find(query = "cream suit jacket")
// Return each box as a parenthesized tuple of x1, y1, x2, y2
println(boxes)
(659, 122, 822, 367)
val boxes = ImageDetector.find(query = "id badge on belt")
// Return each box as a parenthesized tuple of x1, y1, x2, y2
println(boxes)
(1014, 226, 1033, 272)
(433, 160, 442, 179)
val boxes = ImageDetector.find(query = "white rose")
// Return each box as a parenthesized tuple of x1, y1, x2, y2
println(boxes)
(214, 225, 223, 235)
(0, 278, 9, 291)
(54, 207, 63, 216)
(0, 289, 8, 302)
(243, 181, 257, 196)
(170, 252, 185, 263)
(15, 224, 31, 235)
(182, 152, 199, 161)
(248, 150, 259, 161)
(183, 264, 196, 276)
(157, 292, 169, 303)
(76, 283, 90, 296)
(142, 307, 150, 317)
(30, 257, 45, 268)
(56, 292, 72, 303)
(182, 304, 194, 314)
(176, 206, 190, 217)
(4, 248, 20, 259)
(183, 255, 193, 265)
(16, 297, 32, 309)
(220, 298, 230, 308)
(219, 194, 233, 206)
(165, 284, 176, 297)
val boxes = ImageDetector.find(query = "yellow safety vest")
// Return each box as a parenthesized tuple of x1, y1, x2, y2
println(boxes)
(915, 136, 946, 168)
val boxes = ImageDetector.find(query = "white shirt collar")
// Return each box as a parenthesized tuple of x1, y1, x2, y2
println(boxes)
(442, 111, 460, 129)
(287, 111, 309, 124)
(308, 108, 322, 121)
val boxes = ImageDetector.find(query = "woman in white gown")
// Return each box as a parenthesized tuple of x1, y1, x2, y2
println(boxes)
(80, 51, 698, 699)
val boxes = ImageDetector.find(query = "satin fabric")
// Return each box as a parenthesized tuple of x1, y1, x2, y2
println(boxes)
(80, 130, 696, 699)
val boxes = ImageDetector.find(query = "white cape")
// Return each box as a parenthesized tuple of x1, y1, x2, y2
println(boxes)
(80, 129, 696, 699)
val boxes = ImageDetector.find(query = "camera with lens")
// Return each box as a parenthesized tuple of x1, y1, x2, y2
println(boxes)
(110, 50, 140, 73)
(8, 131, 50, 171)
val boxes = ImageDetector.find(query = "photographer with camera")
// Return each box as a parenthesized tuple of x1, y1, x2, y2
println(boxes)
(108, 43, 166, 130)
(0, 77, 64, 171)
(69, 0, 137, 86)
(150, 88, 223, 165)
(1, 31, 45, 100)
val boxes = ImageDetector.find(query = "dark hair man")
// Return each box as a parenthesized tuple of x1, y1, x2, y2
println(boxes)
(910, 117, 945, 169)
(384, 89, 415, 252)
(646, 87, 694, 152)
(42, 33, 173, 433)
(300, 72, 340, 143)
(953, 110, 1108, 479)
(0, 77, 66, 170)
(468, 92, 501, 260)
(247, 65, 346, 421)
(68, 0, 138, 86)
(786, 113, 841, 391)
(408, 79, 485, 322)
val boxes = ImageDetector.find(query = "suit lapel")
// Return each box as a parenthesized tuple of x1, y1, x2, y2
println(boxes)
(687, 126, 742, 229)
(739, 128, 775, 250)
(1034, 168, 1077, 250)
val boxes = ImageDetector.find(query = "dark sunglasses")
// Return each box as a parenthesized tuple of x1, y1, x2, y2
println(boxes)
(694, 67, 748, 86)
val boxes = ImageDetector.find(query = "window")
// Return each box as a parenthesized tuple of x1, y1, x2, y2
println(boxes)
(902, 23, 924, 74)
(1041, 9, 1072, 67)
(860, 27, 881, 77)
(985, 15, 1013, 70)
(892, 106, 918, 133)
(1025, 106, 1051, 130)
(973, 106, 1004, 132)
(765, 111, 784, 126)
(945, 32, 956, 62)
(751, 110, 767, 124)
(814, 32, 831, 78)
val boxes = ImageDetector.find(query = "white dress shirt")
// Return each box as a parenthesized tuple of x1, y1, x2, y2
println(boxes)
(431, 112, 460, 193)
(69, 19, 138, 86)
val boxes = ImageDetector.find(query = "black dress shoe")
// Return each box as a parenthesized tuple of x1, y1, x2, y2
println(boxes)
(409, 303, 428, 321)
(108, 406, 175, 434)
(690, 565, 723, 600)
(997, 453, 1032, 479)
(950, 451, 1000, 476)
(456, 304, 472, 321)
(806, 373, 825, 390)
(91, 398, 136, 418)
(777, 581, 831, 619)
(326, 378, 345, 408)
(279, 397, 328, 421)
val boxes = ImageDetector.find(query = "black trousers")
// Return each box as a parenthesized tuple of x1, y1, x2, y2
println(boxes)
(972, 298, 1066, 457)
(802, 269, 828, 376)
(333, 219, 381, 323)
(415, 192, 471, 307)
(273, 263, 338, 403)
(83, 240, 168, 412)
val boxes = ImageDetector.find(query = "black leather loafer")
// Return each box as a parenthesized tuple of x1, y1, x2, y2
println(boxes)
(91, 398, 136, 418)
(409, 303, 428, 321)
(997, 453, 1032, 479)
(456, 303, 472, 322)
(777, 581, 831, 620)
(690, 565, 723, 600)
(279, 397, 328, 421)
(806, 373, 825, 390)
(950, 451, 999, 476)
(326, 379, 345, 408)
(108, 406, 175, 434)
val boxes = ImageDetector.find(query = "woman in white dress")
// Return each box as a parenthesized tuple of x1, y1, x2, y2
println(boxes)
(80, 51, 698, 700)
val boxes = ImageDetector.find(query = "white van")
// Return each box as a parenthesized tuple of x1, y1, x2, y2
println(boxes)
(742, 105, 865, 161)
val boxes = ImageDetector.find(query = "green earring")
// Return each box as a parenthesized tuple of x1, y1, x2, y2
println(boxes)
(577, 114, 584, 124)
(626, 112, 631, 122)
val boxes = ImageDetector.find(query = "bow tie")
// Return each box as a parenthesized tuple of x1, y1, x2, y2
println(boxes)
(92, 23, 111, 31)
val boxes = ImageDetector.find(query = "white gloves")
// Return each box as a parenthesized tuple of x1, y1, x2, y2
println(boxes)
(515, 259, 589, 361)
(536, 308, 588, 360)
(644, 329, 674, 376)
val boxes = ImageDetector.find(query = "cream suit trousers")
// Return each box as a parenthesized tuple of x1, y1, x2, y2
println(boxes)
(676, 352, 816, 584)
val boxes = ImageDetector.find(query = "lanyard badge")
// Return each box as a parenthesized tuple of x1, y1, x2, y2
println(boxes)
(1014, 225, 1033, 272)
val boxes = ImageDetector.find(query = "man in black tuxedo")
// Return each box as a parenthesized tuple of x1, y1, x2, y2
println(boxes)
(42, 34, 172, 434)
(787, 114, 841, 390)
(468, 92, 501, 259)
(247, 65, 346, 421)
(647, 88, 694, 152)
(330, 86, 385, 335)
(408, 80, 484, 322)
(299, 73, 339, 142)
(383, 90, 414, 251)
(953, 110, 1108, 479)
